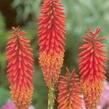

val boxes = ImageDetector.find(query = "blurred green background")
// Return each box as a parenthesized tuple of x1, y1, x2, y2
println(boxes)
(0, 0, 109, 108)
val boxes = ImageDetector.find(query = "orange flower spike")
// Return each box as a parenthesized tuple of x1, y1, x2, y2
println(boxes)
(6, 27, 34, 109)
(57, 69, 82, 109)
(79, 27, 106, 109)
(38, 0, 65, 87)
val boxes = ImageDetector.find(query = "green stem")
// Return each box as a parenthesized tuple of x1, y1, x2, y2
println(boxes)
(48, 86, 55, 109)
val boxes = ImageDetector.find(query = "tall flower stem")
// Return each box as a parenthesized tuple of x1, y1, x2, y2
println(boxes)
(48, 86, 55, 109)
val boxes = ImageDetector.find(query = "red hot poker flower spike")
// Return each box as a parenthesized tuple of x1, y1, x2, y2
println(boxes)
(6, 27, 34, 109)
(79, 27, 106, 109)
(57, 69, 82, 109)
(38, 0, 65, 87)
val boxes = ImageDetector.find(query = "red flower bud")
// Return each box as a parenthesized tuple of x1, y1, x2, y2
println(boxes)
(6, 27, 34, 109)
(38, 0, 65, 87)
(79, 27, 106, 109)
(57, 69, 82, 109)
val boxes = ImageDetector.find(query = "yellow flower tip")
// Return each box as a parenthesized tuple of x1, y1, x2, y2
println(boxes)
(82, 81, 104, 109)
(11, 87, 33, 109)
(39, 51, 64, 87)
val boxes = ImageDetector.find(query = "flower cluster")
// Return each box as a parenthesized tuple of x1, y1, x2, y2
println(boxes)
(38, 0, 65, 87)
(6, 27, 34, 109)
(79, 27, 106, 109)
(57, 69, 82, 109)
(5, 0, 108, 108)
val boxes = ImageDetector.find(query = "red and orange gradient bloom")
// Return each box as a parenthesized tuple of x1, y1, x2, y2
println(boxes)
(6, 27, 34, 109)
(57, 69, 82, 109)
(79, 27, 106, 109)
(38, 0, 65, 87)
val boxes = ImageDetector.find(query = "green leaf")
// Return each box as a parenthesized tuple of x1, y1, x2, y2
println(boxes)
(0, 88, 10, 106)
